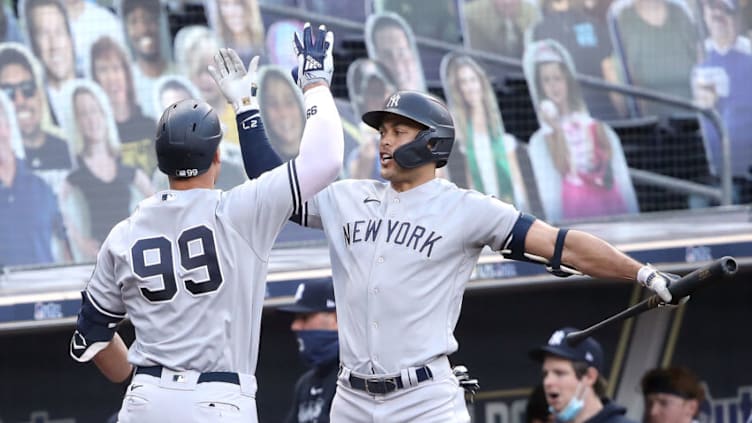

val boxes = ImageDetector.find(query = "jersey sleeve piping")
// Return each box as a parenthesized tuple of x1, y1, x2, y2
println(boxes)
(85, 290, 126, 319)
(290, 200, 311, 227)
(287, 160, 302, 218)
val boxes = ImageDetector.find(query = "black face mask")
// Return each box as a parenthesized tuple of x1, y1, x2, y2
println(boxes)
(295, 330, 339, 368)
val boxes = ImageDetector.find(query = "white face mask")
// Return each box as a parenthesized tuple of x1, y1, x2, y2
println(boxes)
(550, 381, 586, 422)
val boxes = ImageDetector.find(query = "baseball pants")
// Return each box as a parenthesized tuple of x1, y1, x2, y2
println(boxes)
(117, 368, 258, 422)
(330, 356, 471, 423)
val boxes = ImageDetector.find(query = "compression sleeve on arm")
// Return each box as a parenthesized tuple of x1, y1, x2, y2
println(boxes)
(237, 109, 284, 179)
(293, 85, 344, 201)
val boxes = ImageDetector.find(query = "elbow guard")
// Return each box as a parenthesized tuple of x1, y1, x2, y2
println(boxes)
(69, 291, 125, 362)
(500, 213, 582, 277)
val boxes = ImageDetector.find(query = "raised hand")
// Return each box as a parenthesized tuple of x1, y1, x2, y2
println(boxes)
(207, 48, 260, 114)
(291, 22, 334, 90)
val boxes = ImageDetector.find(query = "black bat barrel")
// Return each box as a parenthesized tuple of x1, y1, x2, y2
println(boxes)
(667, 256, 737, 302)
(564, 256, 738, 345)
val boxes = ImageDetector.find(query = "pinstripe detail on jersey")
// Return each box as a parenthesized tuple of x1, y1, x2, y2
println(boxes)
(288, 161, 302, 217)
(289, 201, 310, 226)
(85, 290, 126, 319)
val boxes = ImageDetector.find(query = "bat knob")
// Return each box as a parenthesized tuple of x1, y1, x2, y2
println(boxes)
(660, 295, 691, 308)
(564, 330, 587, 346)
(720, 256, 738, 275)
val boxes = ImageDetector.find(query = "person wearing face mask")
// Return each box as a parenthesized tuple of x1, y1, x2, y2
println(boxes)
(279, 278, 339, 423)
(530, 327, 636, 423)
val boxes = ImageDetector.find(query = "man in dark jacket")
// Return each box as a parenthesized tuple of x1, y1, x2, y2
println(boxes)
(279, 278, 339, 423)
(530, 327, 636, 423)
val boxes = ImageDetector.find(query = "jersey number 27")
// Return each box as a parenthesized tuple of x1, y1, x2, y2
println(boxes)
(131, 225, 223, 303)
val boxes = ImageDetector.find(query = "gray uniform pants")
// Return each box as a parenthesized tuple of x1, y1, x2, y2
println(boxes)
(117, 369, 258, 422)
(331, 356, 470, 422)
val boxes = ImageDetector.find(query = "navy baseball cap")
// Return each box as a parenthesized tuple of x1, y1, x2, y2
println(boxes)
(529, 327, 604, 373)
(278, 279, 336, 313)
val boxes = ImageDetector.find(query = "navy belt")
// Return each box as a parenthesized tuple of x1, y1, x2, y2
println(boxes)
(347, 366, 433, 394)
(135, 366, 240, 385)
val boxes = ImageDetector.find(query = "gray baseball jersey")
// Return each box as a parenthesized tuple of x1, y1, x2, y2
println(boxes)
(299, 177, 519, 374)
(83, 161, 299, 375)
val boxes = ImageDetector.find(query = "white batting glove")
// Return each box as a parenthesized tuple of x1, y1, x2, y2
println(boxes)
(291, 22, 334, 90)
(637, 265, 674, 303)
(208, 48, 260, 114)
(453, 365, 480, 402)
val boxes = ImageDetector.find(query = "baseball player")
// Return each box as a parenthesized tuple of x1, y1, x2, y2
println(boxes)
(240, 90, 678, 421)
(68, 23, 343, 423)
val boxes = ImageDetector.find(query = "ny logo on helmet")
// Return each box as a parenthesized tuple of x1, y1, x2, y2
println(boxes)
(386, 93, 400, 108)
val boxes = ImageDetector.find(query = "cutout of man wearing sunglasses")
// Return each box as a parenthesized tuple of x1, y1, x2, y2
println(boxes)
(0, 44, 72, 190)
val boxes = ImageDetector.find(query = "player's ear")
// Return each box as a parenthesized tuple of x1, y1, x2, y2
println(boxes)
(209, 148, 221, 183)
(213, 147, 221, 165)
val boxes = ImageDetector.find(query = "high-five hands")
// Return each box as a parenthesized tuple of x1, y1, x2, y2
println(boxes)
(291, 22, 334, 90)
(208, 48, 260, 114)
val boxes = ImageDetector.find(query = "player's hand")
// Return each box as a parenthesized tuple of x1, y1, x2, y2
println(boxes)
(290, 22, 334, 90)
(658, 294, 690, 308)
(208, 48, 259, 114)
(453, 365, 480, 402)
(656, 272, 690, 308)
(638, 265, 676, 303)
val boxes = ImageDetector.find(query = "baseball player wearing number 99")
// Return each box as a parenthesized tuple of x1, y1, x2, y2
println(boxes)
(244, 36, 677, 423)
(67, 23, 342, 423)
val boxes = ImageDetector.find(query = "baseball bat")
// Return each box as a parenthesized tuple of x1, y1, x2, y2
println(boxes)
(565, 256, 738, 345)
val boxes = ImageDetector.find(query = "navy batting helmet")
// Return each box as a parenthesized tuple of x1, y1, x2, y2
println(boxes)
(156, 99, 222, 178)
(362, 90, 455, 168)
